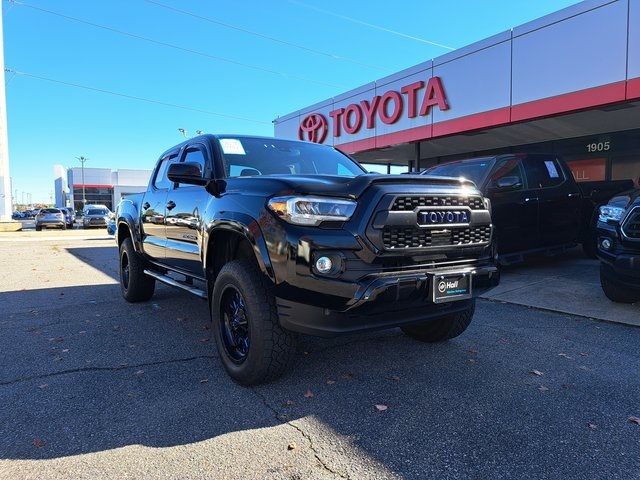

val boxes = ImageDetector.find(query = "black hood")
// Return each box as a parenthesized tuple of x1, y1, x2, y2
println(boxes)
(224, 174, 478, 199)
(607, 188, 640, 209)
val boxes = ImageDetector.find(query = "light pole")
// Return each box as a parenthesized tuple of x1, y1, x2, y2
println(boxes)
(195, 130, 204, 136)
(76, 156, 88, 208)
(178, 128, 188, 138)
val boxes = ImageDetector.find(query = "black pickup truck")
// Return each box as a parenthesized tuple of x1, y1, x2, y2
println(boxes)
(596, 188, 640, 303)
(424, 154, 633, 264)
(116, 135, 499, 385)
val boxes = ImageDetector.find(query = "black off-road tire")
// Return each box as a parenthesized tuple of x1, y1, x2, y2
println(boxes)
(401, 300, 476, 342)
(119, 237, 155, 302)
(212, 259, 297, 386)
(600, 264, 640, 304)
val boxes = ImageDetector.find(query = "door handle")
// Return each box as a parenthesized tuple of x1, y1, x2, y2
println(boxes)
(524, 197, 539, 203)
(142, 202, 150, 210)
(568, 192, 580, 197)
(166, 200, 176, 210)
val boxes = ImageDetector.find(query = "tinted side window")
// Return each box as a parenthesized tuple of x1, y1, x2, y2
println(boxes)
(488, 159, 525, 190)
(525, 157, 564, 189)
(177, 148, 206, 188)
(153, 155, 178, 189)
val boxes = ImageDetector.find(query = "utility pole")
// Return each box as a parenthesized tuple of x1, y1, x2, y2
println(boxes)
(76, 156, 88, 207)
(0, 5, 13, 222)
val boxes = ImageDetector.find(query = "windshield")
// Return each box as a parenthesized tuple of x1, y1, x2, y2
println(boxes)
(87, 209, 108, 216)
(424, 157, 495, 186)
(217, 137, 365, 178)
(41, 208, 60, 214)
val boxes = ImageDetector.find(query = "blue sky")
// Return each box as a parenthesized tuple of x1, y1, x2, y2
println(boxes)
(4, 0, 578, 203)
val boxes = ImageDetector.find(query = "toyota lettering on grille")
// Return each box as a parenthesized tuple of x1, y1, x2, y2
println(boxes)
(418, 210, 470, 226)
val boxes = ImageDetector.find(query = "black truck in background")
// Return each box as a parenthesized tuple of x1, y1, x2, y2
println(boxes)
(424, 154, 634, 264)
(115, 135, 499, 385)
(596, 188, 640, 303)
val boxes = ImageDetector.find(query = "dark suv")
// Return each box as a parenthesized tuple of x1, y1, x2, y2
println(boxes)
(596, 189, 640, 303)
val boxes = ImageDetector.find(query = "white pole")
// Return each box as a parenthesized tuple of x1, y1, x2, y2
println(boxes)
(0, 6, 12, 221)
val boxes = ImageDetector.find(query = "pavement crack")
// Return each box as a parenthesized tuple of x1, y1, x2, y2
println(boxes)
(0, 355, 216, 386)
(251, 387, 350, 479)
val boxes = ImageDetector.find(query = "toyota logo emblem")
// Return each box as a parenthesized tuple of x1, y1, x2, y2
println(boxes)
(298, 113, 328, 143)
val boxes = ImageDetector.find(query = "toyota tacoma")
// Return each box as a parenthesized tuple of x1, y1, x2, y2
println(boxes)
(115, 135, 499, 385)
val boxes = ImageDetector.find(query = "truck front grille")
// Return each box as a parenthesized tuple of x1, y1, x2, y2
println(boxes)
(622, 207, 640, 239)
(382, 226, 491, 250)
(392, 195, 484, 211)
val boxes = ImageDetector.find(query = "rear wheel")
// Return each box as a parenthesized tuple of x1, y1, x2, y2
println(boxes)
(35, 225, 42, 232)
(600, 264, 640, 304)
(119, 237, 155, 302)
(212, 259, 297, 386)
(61, 223, 67, 230)
(402, 300, 475, 342)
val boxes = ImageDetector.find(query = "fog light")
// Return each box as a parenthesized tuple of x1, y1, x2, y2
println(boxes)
(601, 238, 612, 250)
(315, 256, 333, 274)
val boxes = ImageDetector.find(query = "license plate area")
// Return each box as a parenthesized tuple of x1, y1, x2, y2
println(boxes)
(432, 272, 472, 303)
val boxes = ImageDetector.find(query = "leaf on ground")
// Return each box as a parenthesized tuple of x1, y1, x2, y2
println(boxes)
(558, 353, 572, 359)
(530, 370, 544, 376)
(287, 442, 297, 451)
(303, 389, 314, 399)
(587, 422, 597, 430)
(468, 358, 477, 364)
(374, 404, 388, 412)
(629, 416, 640, 425)
(468, 348, 478, 354)
(199, 378, 208, 384)
(61, 349, 69, 353)
(326, 379, 336, 385)
(134, 370, 144, 376)
(538, 386, 549, 392)
(341, 372, 354, 380)
(388, 375, 400, 382)
(176, 317, 186, 322)
(199, 338, 210, 343)
(580, 352, 588, 357)
(284, 400, 295, 407)
(32, 438, 45, 448)
(37, 384, 48, 390)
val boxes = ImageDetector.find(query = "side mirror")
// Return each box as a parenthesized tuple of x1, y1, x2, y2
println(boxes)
(167, 162, 207, 186)
(493, 176, 522, 190)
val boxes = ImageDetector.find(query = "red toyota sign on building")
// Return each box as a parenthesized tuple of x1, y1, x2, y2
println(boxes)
(299, 77, 449, 143)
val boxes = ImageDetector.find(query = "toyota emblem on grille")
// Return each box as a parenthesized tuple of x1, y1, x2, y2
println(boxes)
(298, 113, 328, 143)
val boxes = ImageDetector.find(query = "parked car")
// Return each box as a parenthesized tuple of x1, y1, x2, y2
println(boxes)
(115, 135, 499, 385)
(106, 218, 116, 235)
(12, 211, 25, 220)
(82, 205, 112, 229)
(596, 188, 640, 303)
(35, 208, 66, 231)
(423, 154, 634, 264)
(63, 207, 75, 228)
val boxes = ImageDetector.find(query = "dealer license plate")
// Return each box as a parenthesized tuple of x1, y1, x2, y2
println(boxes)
(432, 273, 472, 303)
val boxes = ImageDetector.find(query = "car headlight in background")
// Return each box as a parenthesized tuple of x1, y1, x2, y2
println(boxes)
(598, 205, 626, 223)
(268, 196, 357, 226)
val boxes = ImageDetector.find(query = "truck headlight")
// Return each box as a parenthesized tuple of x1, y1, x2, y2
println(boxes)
(268, 196, 357, 226)
(598, 205, 626, 223)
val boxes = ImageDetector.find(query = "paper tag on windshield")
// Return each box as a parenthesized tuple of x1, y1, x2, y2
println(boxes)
(544, 160, 559, 178)
(220, 138, 246, 155)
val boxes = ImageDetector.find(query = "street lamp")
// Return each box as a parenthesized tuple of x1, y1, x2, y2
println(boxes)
(76, 156, 89, 208)
(178, 128, 188, 138)
(195, 130, 204, 136)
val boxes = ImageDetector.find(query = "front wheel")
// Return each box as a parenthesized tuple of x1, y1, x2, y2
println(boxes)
(119, 237, 155, 302)
(402, 300, 475, 342)
(211, 259, 297, 386)
(600, 264, 640, 304)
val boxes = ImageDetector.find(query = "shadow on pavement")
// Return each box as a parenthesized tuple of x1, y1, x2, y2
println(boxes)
(1, 245, 639, 478)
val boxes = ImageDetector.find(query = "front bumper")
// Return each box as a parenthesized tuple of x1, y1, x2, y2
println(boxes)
(36, 220, 65, 227)
(276, 264, 499, 336)
(596, 223, 640, 283)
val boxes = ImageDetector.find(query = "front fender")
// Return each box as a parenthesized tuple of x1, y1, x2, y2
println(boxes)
(116, 198, 143, 252)
(203, 212, 275, 282)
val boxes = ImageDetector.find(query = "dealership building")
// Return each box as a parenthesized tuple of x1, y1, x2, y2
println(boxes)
(274, 0, 640, 184)
(53, 165, 152, 211)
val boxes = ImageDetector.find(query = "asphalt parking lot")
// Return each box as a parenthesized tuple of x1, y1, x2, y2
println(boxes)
(1, 231, 639, 479)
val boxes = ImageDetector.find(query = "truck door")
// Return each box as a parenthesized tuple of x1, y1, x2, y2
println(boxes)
(485, 157, 539, 254)
(524, 156, 581, 248)
(141, 153, 177, 259)
(164, 144, 210, 276)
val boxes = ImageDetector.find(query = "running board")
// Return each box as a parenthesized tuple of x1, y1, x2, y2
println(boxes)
(143, 269, 207, 299)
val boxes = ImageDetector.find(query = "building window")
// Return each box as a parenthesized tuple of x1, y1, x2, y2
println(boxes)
(611, 155, 640, 186)
(566, 158, 606, 182)
(73, 187, 114, 211)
